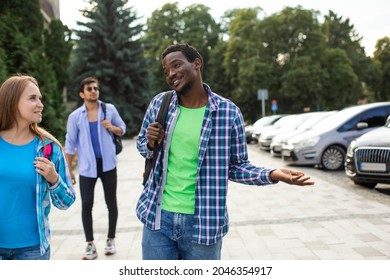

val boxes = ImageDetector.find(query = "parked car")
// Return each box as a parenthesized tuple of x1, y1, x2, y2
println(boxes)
(270, 111, 337, 157)
(245, 114, 285, 144)
(251, 115, 290, 145)
(281, 102, 390, 170)
(259, 112, 322, 151)
(345, 116, 390, 188)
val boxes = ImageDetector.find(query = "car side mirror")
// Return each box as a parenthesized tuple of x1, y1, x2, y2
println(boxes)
(356, 122, 368, 130)
(386, 115, 390, 126)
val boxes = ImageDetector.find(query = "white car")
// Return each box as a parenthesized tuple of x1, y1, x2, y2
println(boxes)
(259, 112, 322, 151)
(245, 114, 285, 144)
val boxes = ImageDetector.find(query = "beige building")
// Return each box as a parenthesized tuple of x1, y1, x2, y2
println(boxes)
(40, 0, 60, 27)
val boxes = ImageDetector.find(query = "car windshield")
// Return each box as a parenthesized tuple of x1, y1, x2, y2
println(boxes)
(297, 111, 336, 130)
(271, 115, 297, 128)
(311, 107, 365, 130)
(276, 113, 318, 129)
(252, 115, 281, 128)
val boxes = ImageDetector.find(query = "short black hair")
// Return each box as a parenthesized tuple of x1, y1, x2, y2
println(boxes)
(161, 43, 203, 73)
(79, 76, 98, 93)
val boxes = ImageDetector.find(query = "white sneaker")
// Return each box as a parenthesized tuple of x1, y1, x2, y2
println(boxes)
(82, 242, 97, 260)
(104, 238, 116, 255)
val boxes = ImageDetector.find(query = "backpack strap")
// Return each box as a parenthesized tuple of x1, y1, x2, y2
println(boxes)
(151, 92, 173, 168)
(101, 102, 107, 120)
(155, 91, 173, 127)
(142, 91, 174, 186)
(43, 143, 53, 160)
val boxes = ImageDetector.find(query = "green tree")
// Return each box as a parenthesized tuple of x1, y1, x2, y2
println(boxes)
(44, 19, 73, 93)
(142, 2, 182, 95)
(0, 0, 68, 141)
(207, 40, 233, 99)
(280, 56, 323, 112)
(0, 14, 8, 82)
(0, 48, 7, 82)
(357, 56, 381, 103)
(373, 37, 390, 101)
(223, 7, 325, 119)
(258, 6, 326, 114)
(0, 8, 30, 75)
(181, 4, 221, 81)
(320, 48, 358, 108)
(70, 0, 148, 135)
(42, 19, 73, 140)
(259, 7, 324, 61)
(143, 3, 221, 96)
(223, 8, 269, 120)
(322, 10, 368, 100)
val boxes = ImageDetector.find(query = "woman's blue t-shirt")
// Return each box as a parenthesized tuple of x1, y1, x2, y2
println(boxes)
(0, 137, 40, 248)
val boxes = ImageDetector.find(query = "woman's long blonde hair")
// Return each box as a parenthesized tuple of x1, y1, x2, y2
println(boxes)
(0, 74, 61, 147)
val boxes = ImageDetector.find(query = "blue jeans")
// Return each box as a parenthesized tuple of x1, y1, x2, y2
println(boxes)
(142, 209, 222, 260)
(0, 245, 50, 260)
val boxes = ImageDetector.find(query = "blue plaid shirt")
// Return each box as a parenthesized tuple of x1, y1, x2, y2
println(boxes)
(36, 139, 76, 254)
(136, 84, 276, 245)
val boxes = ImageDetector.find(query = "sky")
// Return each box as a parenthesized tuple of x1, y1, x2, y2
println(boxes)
(59, 0, 390, 57)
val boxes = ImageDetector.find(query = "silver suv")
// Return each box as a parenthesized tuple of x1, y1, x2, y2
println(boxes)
(281, 102, 390, 170)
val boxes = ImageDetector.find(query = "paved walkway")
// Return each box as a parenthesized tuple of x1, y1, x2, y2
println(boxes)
(50, 139, 390, 260)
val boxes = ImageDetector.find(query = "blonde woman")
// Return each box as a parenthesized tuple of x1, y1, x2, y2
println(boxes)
(0, 74, 75, 260)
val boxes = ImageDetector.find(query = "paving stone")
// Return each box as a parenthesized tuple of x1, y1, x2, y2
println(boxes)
(48, 139, 390, 260)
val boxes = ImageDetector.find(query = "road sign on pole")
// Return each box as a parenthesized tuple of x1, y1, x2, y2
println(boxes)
(257, 89, 268, 117)
(257, 89, 268, 100)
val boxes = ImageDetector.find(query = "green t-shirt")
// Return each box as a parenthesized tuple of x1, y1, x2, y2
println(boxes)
(162, 105, 206, 214)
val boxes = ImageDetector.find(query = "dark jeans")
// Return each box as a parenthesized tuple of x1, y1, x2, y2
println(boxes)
(79, 159, 118, 242)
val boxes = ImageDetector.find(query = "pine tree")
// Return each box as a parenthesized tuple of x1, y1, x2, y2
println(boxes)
(69, 0, 148, 135)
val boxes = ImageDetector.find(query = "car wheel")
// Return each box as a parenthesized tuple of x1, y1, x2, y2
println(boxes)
(353, 181, 377, 189)
(321, 145, 345, 171)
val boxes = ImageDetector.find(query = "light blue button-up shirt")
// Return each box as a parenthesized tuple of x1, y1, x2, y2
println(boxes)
(65, 101, 126, 178)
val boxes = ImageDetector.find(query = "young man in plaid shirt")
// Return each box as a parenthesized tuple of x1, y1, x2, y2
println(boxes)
(136, 43, 314, 260)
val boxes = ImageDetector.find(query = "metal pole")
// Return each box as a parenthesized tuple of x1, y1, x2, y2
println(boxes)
(262, 98, 265, 117)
